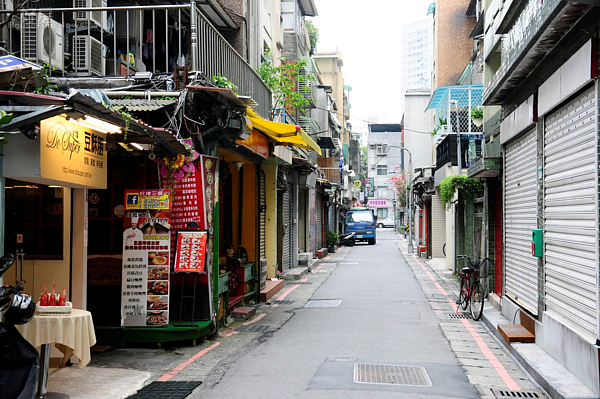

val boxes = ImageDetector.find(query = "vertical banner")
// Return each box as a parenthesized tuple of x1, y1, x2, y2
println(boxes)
(199, 156, 217, 265)
(121, 189, 172, 327)
(174, 231, 208, 273)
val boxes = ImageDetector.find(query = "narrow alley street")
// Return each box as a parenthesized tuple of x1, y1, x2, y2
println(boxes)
(64, 229, 540, 399)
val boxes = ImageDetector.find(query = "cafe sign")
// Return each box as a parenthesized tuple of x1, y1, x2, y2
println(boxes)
(40, 116, 107, 188)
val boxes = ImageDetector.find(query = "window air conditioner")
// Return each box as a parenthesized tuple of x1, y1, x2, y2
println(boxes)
(73, 35, 107, 76)
(22, 13, 64, 70)
(368, 143, 375, 148)
(74, 0, 108, 31)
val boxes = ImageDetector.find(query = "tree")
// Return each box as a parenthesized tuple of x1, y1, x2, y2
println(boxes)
(257, 50, 316, 115)
(306, 20, 319, 55)
(388, 167, 407, 207)
(360, 146, 368, 171)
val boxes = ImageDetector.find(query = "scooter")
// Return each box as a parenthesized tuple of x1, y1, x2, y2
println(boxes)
(339, 232, 356, 247)
(0, 253, 39, 399)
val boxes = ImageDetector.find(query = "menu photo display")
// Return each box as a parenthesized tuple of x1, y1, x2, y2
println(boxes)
(174, 230, 208, 274)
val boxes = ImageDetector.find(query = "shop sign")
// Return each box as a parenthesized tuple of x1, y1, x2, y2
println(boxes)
(368, 199, 388, 207)
(121, 189, 172, 327)
(237, 129, 269, 159)
(174, 231, 208, 273)
(40, 116, 107, 189)
(353, 180, 361, 188)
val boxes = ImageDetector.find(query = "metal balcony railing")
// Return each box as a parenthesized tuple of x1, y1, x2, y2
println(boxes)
(1, 3, 271, 116)
(435, 134, 482, 171)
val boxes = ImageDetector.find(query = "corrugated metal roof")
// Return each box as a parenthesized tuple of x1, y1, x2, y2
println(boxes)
(110, 98, 178, 112)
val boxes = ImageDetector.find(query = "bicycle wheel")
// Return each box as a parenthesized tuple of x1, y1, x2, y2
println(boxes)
(470, 280, 485, 320)
(458, 276, 469, 310)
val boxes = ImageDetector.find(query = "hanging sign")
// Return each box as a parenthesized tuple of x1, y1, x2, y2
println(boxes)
(174, 231, 208, 273)
(121, 189, 172, 327)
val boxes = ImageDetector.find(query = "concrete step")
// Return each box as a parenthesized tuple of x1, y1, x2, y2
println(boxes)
(231, 307, 256, 320)
(260, 279, 284, 302)
(285, 267, 309, 280)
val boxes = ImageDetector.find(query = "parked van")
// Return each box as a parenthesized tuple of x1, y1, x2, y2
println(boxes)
(344, 207, 376, 245)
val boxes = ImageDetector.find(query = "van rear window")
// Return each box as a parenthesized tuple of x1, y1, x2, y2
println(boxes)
(347, 211, 373, 223)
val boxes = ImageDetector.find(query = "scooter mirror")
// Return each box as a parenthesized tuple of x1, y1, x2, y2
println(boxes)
(0, 253, 15, 278)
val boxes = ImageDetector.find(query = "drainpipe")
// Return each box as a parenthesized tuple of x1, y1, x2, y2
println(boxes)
(190, 1, 199, 71)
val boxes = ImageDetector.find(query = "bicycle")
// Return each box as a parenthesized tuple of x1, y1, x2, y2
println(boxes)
(455, 255, 490, 321)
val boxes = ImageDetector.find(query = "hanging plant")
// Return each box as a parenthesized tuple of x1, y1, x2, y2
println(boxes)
(471, 107, 483, 120)
(154, 138, 200, 187)
(439, 175, 484, 209)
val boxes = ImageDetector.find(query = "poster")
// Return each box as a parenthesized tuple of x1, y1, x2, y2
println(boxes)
(174, 231, 208, 273)
(121, 189, 172, 327)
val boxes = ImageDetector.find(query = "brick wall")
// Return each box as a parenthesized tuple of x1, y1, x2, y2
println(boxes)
(437, 0, 476, 86)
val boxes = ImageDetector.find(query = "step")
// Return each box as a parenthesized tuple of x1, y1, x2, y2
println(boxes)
(285, 267, 308, 280)
(231, 307, 256, 320)
(498, 323, 535, 343)
(260, 279, 284, 302)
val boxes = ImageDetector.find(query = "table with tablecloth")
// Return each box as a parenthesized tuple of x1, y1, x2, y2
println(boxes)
(16, 308, 96, 397)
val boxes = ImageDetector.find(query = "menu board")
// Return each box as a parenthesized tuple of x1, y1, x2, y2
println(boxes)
(174, 231, 208, 273)
(121, 189, 172, 327)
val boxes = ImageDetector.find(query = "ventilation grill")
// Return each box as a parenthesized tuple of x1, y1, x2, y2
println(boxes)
(445, 313, 472, 319)
(491, 389, 545, 398)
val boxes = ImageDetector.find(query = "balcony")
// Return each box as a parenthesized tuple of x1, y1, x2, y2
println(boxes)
(435, 134, 482, 172)
(1, 3, 271, 116)
(483, 0, 592, 105)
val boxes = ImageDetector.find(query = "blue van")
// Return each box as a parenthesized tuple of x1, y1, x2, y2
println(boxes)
(344, 208, 377, 245)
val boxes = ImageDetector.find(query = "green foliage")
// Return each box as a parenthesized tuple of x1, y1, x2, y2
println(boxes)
(34, 64, 59, 95)
(360, 146, 368, 169)
(431, 117, 448, 136)
(471, 107, 483, 120)
(211, 73, 238, 94)
(327, 231, 340, 246)
(388, 169, 407, 207)
(439, 175, 484, 209)
(306, 20, 319, 54)
(0, 110, 15, 156)
(257, 49, 316, 112)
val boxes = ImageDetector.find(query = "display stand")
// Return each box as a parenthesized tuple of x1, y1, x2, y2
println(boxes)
(175, 273, 199, 326)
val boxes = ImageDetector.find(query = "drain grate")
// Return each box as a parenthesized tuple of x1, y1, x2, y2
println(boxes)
(128, 381, 202, 398)
(236, 324, 273, 333)
(354, 363, 432, 387)
(305, 299, 342, 308)
(294, 282, 313, 285)
(273, 300, 295, 305)
(445, 313, 472, 319)
(491, 388, 545, 398)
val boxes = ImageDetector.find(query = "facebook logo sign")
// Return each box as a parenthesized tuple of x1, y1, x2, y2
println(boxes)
(127, 194, 139, 205)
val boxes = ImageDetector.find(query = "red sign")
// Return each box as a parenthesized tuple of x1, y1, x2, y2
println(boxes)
(174, 231, 208, 273)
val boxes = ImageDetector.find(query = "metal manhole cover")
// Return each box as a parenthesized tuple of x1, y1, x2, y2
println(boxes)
(305, 299, 342, 308)
(274, 300, 295, 305)
(236, 324, 273, 333)
(491, 388, 545, 398)
(354, 363, 432, 387)
(445, 313, 472, 319)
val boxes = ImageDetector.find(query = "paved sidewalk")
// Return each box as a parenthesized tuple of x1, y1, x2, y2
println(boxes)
(397, 234, 597, 399)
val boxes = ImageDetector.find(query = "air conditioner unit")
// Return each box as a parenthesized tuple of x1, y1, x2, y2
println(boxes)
(370, 164, 376, 169)
(74, 0, 108, 31)
(73, 35, 106, 76)
(368, 143, 376, 148)
(21, 13, 64, 70)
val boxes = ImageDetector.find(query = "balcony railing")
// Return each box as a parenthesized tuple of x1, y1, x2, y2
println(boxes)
(435, 134, 482, 171)
(1, 3, 271, 116)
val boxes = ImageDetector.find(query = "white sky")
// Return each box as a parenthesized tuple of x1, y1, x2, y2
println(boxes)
(310, 0, 432, 138)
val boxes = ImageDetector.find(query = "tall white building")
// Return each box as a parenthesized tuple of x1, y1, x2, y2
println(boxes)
(401, 17, 433, 95)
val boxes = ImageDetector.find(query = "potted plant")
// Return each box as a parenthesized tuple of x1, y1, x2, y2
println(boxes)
(327, 231, 340, 253)
(471, 107, 483, 127)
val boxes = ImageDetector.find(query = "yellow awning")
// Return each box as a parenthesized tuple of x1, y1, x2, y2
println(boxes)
(246, 109, 322, 156)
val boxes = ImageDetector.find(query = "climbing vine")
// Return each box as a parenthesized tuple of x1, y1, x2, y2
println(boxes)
(439, 175, 484, 209)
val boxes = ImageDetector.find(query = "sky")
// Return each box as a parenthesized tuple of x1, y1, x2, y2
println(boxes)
(309, 0, 432, 137)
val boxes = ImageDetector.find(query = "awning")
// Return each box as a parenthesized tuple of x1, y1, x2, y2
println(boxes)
(426, 84, 484, 111)
(246, 108, 322, 156)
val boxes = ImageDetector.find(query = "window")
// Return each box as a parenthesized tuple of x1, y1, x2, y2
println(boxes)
(377, 208, 388, 219)
(4, 179, 64, 259)
(377, 165, 388, 176)
(376, 186, 388, 198)
(376, 144, 388, 155)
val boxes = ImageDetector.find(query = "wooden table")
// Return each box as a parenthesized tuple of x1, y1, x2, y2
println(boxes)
(16, 309, 96, 398)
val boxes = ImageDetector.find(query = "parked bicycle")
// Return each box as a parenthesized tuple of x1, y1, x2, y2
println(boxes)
(455, 255, 489, 321)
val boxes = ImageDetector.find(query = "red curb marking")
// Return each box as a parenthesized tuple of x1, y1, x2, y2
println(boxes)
(299, 277, 309, 282)
(157, 342, 221, 382)
(409, 254, 521, 391)
(275, 284, 300, 301)
(243, 313, 266, 325)
(314, 265, 322, 271)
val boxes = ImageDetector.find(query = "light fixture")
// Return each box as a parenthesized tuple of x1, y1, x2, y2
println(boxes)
(78, 116, 122, 134)
(129, 143, 144, 151)
(233, 161, 244, 170)
(68, 118, 109, 134)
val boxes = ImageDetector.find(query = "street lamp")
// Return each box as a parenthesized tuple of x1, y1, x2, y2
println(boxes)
(381, 143, 414, 253)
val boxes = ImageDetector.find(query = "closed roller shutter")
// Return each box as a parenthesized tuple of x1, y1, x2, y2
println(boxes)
(316, 195, 323, 249)
(282, 183, 293, 271)
(328, 202, 335, 232)
(431, 194, 446, 258)
(260, 170, 266, 259)
(544, 85, 597, 340)
(504, 128, 538, 315)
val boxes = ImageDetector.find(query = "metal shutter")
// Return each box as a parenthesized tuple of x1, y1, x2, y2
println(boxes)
(282, 183, 293, 271)
(431, 194, 446, 258)
(328, 202, 334, 232)
(544, 86, 597, 340)
(504, 128, 539, 315)
(316, 195, 323, 249)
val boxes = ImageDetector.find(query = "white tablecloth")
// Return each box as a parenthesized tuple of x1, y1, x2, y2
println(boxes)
(16, 308, 97, 368)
